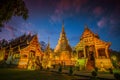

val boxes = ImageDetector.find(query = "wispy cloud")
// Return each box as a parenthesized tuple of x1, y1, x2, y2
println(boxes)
(4, 24, 17, 38)
(97, 17, 107, 28)
(93, 6, 104, 16)
(50, 0, 88, 23)
(0, 22, 36, 40)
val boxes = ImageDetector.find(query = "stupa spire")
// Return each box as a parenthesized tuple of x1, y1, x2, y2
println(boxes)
(48, 37, 50, 47)
(54, 22, 72, 53)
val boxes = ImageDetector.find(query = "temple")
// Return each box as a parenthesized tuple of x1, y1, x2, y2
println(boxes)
(0, 34, 43, 70)
(53, 23, 72, 65)
(42, 38, 53, 68)
(75, 25, 113, 71)
(0, 23, 114, 71)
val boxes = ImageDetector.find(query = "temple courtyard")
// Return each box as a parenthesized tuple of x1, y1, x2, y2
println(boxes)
(0, 68, 118, 80)
(0, 68, 88, 80)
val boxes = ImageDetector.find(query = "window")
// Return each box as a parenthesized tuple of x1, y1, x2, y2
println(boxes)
(85, 46, 89, 57)
(14, 53, 20, 59)
(22, 54, 27, 58)
(29, 50, 35, 59)
(78, 50, 84, 59)
(98, 48, 106, 58)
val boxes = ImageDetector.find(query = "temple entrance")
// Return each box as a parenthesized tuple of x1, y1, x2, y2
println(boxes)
(89, 51, 94, 61)
(27, 50, 36, 70)
(86, 46, 95, 71)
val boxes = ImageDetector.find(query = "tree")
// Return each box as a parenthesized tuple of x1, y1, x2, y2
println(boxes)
(0, 39, 8, 47)
(0, 0, 28, 28)
(40, 41, 47, 52)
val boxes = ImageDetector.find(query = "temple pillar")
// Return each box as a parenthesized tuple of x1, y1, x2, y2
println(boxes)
(105, 46, 109, 58)
(95, 48, 98, 58)
(83, 47, 86, 58)
(77, 50, 79, 59)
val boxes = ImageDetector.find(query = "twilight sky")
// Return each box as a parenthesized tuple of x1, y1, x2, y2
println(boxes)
(0, 0, 120, 51)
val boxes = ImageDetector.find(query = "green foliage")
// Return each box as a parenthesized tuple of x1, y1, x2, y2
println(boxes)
(76, 66, 80, 71)
(110, 50, 120, 62)
(58, 65, 62, 73)
(112, 61, 118, 68)
(69, 66, 73, 75)
(94, 67, 98, 72)
(91, 71, 97, 77)
(0, 0, 28, 27)
(108, 68, 113, 74)
(114, 73, 120, 80)
(76, 59, 86, 66)
(91, 71, 99, 80)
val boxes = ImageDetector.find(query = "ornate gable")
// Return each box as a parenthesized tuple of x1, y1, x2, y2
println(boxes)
(80, 26, 99, 40)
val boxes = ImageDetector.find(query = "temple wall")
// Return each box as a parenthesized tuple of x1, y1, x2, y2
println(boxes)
(95, 59, 113, 69)
(17, 59, 28, 68)
(0, 49, 5, 61)
(17, 36, 42, 69)
(76, 58, 87, 70)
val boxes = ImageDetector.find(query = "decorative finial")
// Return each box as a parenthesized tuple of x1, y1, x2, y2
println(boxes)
(84, 24, 89, 31)
(84, 24, 88, 29)
(62, 20, 64, 25)
(62, 20, 65, 33)
(48, 36, 50, 45)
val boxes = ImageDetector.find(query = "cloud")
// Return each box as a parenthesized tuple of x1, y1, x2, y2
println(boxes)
(50, 0, 88, 23)
(4, 24, 17, 38)
(93, 6, 103, 16)
(0, 22, 36, 41)
(19, 22, 36, 35)
(73, 0, 87, 12)
(108, 4, 120, 37)
(97, 17, 107, 28)
(4, 25, 17, 32)
(50, 0, 70, 22)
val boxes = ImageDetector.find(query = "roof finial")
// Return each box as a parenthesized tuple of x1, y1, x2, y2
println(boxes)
(84, 24, 89, 30)
(62, 20, 64, 25)
(62, 20, 65, 33)
(84, 24, 88, 28)
(48, 36, 50, 45)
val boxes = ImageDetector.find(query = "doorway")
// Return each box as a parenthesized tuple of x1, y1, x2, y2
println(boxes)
(86, 45, 95, 71)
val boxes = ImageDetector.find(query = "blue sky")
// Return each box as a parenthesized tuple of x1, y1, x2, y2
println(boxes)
(0, 0, 120, 51)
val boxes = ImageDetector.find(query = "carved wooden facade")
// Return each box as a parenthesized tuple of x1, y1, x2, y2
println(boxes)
(0, 34, 43, 70)
(75, 26, 113, 71)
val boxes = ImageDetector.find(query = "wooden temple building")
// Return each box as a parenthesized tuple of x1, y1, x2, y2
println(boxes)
(75, 26, 113, 71)
(0, 34, 43, 70)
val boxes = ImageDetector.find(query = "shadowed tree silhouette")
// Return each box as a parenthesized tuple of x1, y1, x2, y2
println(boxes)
(0, 0, 29, 29)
